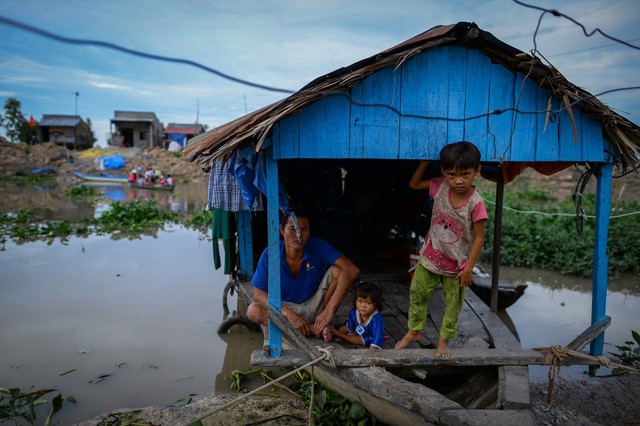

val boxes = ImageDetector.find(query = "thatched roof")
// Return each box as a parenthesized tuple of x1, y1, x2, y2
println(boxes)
(185, 21, 640, 172)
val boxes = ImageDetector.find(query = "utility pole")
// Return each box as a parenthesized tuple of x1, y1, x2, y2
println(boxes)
(74, 92, 79, 116)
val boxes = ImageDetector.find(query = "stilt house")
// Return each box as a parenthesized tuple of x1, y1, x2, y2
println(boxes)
(185, 22, 640, 360)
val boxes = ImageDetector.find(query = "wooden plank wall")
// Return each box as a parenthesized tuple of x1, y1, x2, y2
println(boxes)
(274, 45, 607, 163)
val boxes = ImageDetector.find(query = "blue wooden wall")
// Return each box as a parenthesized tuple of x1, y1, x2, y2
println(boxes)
(273, 45, 608, 163)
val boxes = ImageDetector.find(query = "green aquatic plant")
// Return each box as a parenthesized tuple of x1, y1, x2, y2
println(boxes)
(66, 185, 97, 197)
(228, 368, 273, 392)
(608, 329, 640, 374)
(0, 387, 76, 426)
(183, 208, 212, 231)
(294, 370, 377, 425)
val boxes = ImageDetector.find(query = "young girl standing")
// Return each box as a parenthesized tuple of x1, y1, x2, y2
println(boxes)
(395, 141, 487, 357)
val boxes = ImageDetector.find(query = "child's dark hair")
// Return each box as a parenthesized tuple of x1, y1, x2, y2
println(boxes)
(439, 141, 481, 170)
(353, 281, 382, 310)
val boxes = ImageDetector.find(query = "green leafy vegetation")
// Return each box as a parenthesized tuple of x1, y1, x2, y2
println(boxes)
(0, 175, 56, 185)
(0, 98, 37, 144)
(66, 185, 97, 197)
(0, 387, 76, 426)
(608, 330, 640, 374)
(0, 200, 211, 245)
(227, 368, 378, 424)
(480, 189, 640, 277)
(294, 370, 377, 425)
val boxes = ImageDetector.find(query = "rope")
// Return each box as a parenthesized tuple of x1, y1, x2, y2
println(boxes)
(545, 345, 569, 404)
(540, 345, 640, 405)
(187, 347, 335, 424)
(309, 365, 315, 426)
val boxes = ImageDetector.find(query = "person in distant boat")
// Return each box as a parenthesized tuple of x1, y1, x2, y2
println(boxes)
(144, 165, 154, 184)
(166, 175, 174, 186)
(324, 281, 385, 349)
(158, 175, 168, 186)
(247, 208, 360, 338)
(395, 141, 487, 357)
(128, 169, 137, 183)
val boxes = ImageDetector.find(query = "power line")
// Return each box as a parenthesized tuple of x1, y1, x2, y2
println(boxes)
(513, 0, 640, 51)
(0, 13, 638, 125)
(549, 38, 640, 58)
(0, 15, 294, 95)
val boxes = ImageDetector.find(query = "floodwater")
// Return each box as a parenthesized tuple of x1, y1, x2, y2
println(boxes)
(1, 182, 639, 424)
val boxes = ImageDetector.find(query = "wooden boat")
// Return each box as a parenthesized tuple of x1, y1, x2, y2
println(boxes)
(72, 171, 129, 184)
(470, 269, 528, 310)
(130, 182, 175, 191)
(233, 275, 609, 425)
(236, 277, 532, 425)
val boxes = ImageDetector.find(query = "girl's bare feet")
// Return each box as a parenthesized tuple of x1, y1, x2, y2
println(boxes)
(395, 330, 421, 349)
(435, 337, 451, 357)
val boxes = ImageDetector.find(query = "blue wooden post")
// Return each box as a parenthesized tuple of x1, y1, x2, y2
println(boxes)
(236, 211, 254, 278)
(590, 162, 612, 356)
(265, 147, 282, 357)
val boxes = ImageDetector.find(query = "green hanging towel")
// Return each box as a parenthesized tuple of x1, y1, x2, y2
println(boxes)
(212, 208, 232, 274)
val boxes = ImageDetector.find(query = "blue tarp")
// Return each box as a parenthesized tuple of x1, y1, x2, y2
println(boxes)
(99, 154, 125, 170)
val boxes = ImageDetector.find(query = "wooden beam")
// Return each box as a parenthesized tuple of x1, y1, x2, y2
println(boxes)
(251, 346, 607, 368)
(568, 315, 611, 352)
(491, 171, 504, 312)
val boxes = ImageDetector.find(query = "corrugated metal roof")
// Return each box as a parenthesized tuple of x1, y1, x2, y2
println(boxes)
(185, 21, 640, 171)
(111, 117, 157, 123)
(39, 115, 82, 127)
(165, 123, 203, 134)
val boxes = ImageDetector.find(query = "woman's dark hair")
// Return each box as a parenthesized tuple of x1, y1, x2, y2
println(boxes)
(439, 141, 481, 170)
(353, 281, 382, 310)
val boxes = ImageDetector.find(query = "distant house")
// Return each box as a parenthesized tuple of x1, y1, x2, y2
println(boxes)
(164, 123, 205, 148)
(109, 111, 164, 148)
(38, 115, 94, 149)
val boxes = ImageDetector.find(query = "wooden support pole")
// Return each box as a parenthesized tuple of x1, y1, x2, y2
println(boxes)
(591, 163, 612, 358)
(265, 148, 282, 357)
(491, 171, 504, 313)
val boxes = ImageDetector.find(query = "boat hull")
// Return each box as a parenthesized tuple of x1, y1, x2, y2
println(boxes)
(73, 171, 129, 184)
(130, 182, 175, 191)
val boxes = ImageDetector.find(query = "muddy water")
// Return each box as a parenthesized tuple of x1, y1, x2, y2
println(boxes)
(1, 183, 639, 423)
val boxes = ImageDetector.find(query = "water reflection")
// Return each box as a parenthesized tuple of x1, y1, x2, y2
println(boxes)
(0, 229, 232, 425)
(503, 266, 640, 382)
(0, 181, 209, 221)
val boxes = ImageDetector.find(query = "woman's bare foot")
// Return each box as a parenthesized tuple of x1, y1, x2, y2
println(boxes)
(395, 330, 421, 349)
(322, 326, 333, 343)
(435, 337, 451, 357)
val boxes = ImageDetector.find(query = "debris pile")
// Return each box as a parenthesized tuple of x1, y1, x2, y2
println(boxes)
(0, 137, 207, 182)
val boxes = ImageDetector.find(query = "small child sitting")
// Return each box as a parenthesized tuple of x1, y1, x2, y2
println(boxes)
(324, 281, 385, 349)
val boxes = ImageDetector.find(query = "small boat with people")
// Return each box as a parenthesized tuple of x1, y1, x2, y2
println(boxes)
(129, 181, 175, 191)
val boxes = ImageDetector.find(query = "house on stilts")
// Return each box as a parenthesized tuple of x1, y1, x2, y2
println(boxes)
(185, 22, 640, 425)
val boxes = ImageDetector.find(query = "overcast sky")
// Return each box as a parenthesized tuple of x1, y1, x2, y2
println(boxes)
(1, 0, 638, 146)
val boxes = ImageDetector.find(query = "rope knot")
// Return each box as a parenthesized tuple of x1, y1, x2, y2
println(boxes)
(316, 346, 336, 369)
